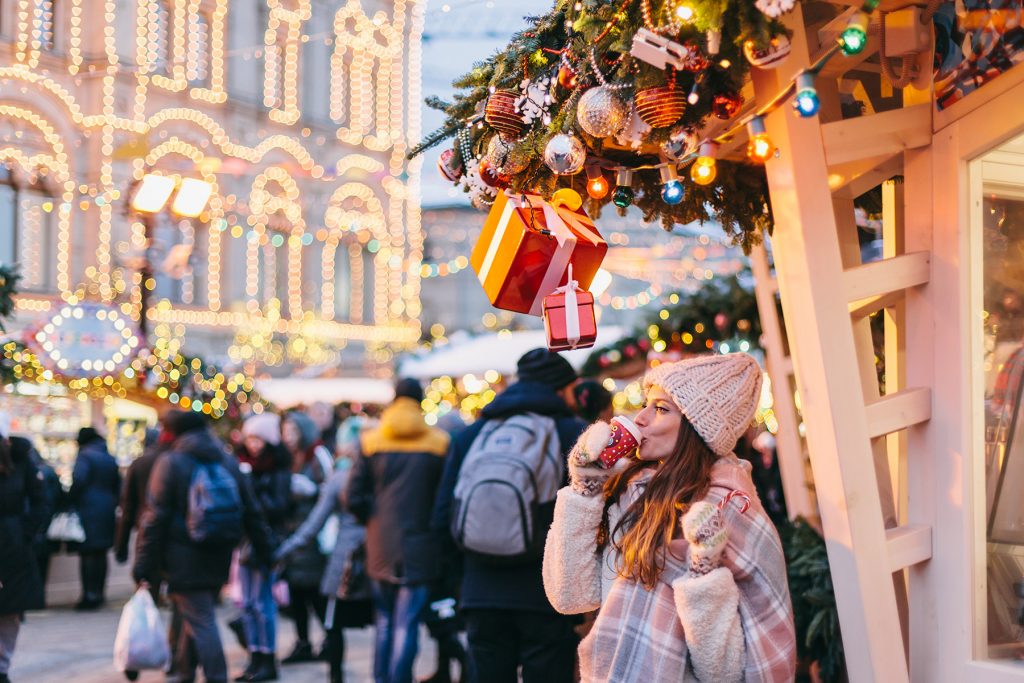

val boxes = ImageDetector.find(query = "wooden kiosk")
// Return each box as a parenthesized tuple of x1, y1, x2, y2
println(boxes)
(750, 1, 1024, 680)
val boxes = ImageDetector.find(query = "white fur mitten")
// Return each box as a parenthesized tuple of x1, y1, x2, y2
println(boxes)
(568, 422, 617, 496)
(681, 501, 728, 575)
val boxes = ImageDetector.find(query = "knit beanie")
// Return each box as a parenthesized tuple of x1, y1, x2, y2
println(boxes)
(516, 348, 577, 389)
(643, 353, 763, 457)
(242, 412, 282, 446)
(394, 377, 424, 403)
(165, 409, 207, 437)
(284, 411, 320, 449)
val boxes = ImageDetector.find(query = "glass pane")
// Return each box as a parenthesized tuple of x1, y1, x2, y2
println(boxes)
(980, 129, 1024, 660)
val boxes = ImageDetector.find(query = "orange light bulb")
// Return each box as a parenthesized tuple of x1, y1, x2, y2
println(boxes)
(690, 157, 717, 185)
(587, 174, 610, 199)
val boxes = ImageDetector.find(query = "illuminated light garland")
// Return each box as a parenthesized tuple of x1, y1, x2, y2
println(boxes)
(323, 182, 391, 322)
(264, 0, 310, 125)
(599, 283, 664, 310)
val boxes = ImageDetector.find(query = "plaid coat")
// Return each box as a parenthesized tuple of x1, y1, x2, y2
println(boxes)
(543, 456, 796, 683)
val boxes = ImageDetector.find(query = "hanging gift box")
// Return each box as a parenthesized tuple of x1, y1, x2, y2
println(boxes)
(543, 266, 597, 351)
(470, 190, 607, 316)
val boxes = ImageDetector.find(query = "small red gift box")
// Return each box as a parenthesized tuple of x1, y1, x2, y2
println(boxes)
(543, 276, 597, 351)
(470, 191, 607, 316)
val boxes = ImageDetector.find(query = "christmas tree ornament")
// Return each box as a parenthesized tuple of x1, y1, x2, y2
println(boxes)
(477, 158, 509, 188)
(659, 165, 684, 205)
(743, 34, 792, 68)
(515, 75, 554, 126)
(576, 86, 629, 138)
(613, 169, 634, 208)
(485, 135, 529, 174)
(635, 85, 687, 128)
(687, 81, 700, 105)
(557, 61, 578, 89)
(551, 187, 583, 211)
(437, 148, 463, 182)
(543, 133, 586, 175)
(614, 104, 652, 149)
(746, 116, 775, 162)
(689, 141, 718, 185)
(631, 28, 692, 71)
(461, 158, 498, 207)
(840, 12, 869, 55)
(661, 128, 695, 162)
(711, 90, 743, 119)
(585, 166, 610, 199)
(680, 40, 709, 72)
(755, 0, 796, 19)
(793, 72, 820, 117)
(485, 89, 526, 139)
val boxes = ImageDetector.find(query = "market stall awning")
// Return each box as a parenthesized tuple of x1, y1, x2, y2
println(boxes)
(254, 377, 396, 408)
(398, 327, 624, 380)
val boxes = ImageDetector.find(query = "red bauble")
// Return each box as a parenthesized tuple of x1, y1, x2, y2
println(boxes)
(477, 159, 509, 188)
(557, 64, 578, 90)
(484, 90, 526, 139)
(712, 91, 743, 120)
(634, 85, 687, 128)
(437, 148, 463, 182)
(682, 41, 710, 72)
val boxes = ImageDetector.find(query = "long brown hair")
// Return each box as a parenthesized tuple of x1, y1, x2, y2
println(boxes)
(597, 417, 718, 589)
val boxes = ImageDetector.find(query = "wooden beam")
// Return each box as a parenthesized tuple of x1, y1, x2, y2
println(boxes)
(844, 251, 930, 303)
(848, 289, 904, 319)
(886, 524, 933, 572)
(864, 388, 932, 439)
(829, 155, 903, 199)
(822, 104, 932, 167)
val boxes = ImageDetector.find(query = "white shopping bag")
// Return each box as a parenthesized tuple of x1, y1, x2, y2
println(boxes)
(113, 588, 170, 672)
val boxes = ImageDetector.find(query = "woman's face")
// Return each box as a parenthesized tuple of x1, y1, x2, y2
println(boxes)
(244, 435, 266, 457)
(281, 420, 302, 453)
(633, 385, 682, 462)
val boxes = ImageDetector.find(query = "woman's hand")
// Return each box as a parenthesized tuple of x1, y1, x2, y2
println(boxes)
(568, 422, 626, 496)
(681, 501, 728, 575)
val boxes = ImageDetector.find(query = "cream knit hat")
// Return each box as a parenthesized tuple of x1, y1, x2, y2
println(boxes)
(643, 353, 763, 457)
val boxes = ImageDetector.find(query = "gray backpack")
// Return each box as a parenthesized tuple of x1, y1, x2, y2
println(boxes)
(451, 413, 563, 562)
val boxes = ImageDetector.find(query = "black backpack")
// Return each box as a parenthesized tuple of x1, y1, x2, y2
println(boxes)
(186, 459, 244, 545)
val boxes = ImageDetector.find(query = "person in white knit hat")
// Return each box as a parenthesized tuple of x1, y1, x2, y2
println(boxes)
(543, 353, 796, 683)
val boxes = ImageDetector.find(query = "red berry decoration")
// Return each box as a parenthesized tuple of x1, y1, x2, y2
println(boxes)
(557, 64, 578, 90)
(484, 89, 526, 139)
(634, 85, 687, 128)
(437, 148, 463, 181)
(712, 91, 743, 120)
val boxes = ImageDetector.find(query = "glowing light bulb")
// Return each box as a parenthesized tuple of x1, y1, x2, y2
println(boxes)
(793, 72, 820, 117)
(746, 117, 775, 163)
(675, 3, 695, 22)
(612, 169, 634, 208)
(659, 165, 684, 205)
(586, 166, 610, 199)
(689, 141, 718, 186)
(840, 12, 869, 56)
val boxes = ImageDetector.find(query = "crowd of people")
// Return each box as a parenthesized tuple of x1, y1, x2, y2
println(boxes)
(0, 348, 796, 683)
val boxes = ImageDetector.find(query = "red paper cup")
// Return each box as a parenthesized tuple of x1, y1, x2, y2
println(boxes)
(598, 416, 641, 469)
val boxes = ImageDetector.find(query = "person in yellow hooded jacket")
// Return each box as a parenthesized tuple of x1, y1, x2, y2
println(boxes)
(346, 378, 450, 683)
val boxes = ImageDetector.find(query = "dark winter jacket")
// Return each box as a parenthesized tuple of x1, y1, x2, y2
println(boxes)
(133, 429, 274, 593)
(0, 438, 48, 614)
(432, 381, 586, 613)
(114, 444, 168, 562)
(19, 437, 58, 549)
(238, 443, 293, 534)
(282, 444, 333, 587)
(67, 439, 121, 552)
(347, 397, 449, 585)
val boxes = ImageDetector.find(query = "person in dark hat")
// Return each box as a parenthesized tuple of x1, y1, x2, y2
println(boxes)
(346, 377, 450, 683)
(432, 349, 586, 683)
(573, 379, 614, 424)
(67, 426, 121, 610)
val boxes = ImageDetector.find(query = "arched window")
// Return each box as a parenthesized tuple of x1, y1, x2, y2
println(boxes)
(18, 175, 57, 292)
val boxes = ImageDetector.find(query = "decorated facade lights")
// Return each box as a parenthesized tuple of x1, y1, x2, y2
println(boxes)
(793, 71, 820, 118)
(745, 116, 775, 163)
(689, 141, 718, 186)
(659, 164, 684, 205)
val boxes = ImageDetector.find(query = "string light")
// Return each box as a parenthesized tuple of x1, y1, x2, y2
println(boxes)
(690, 141, 718, 185)
(746, 116, 775, 163)
(613, 168, 634, 208)
(840, 11, 869, 56)
(793, 71, 820, 117)
(586, 165, 609, 199)
(659, 165, 684, 205)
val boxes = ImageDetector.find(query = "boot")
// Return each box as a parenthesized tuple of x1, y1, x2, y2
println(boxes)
(233, 655, 258, 682)
(227, 616, 248, 650)
(244, 653, 278, 682)
(281, 641, 315, 664)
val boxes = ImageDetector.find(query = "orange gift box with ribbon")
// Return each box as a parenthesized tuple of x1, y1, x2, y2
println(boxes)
(470, 191, 607, 316)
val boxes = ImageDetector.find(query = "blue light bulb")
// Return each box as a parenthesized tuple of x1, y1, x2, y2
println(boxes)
(794, 88, 819, 117)
(661, 180, 684, 205)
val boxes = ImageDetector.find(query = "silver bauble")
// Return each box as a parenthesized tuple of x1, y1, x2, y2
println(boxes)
(485, 135, 529, 175)
(543, 134, 586, 175)
(576, 86, 629, 138)
(662, 128, 697, 161)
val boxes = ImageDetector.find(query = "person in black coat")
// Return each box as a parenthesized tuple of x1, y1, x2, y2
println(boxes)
(114, 426, 168, 564)
(67, 426, 121, 610)
(134, 412, 274, 683)
(17, 437, 59, 594)
(0, 414, 48, 683)
(432, 349, 586, 683)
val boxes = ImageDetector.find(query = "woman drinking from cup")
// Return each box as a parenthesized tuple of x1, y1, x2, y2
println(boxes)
(542, 353, 796, 682)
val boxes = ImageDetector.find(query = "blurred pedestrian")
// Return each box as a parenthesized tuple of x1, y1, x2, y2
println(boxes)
(134, 411, 274, 683)
(17, 437, 58, 593)
(279, 411, 333, 664)
(235, 412, 292, 682)
(0, 412, 48, 683)
(114, 425, 167, 565)
(347, 378, 449, 683)
(67, 426, 120, 610)
(572, 380, 613, 424)
(432, 349, 586, 683)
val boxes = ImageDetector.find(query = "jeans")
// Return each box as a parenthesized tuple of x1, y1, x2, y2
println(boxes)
(169, 590, 228, 683)
(371, 581, 430, 683)
(0, 614, 20, 675)
(464, 608, 577, 683)
(239, 565, 277, 654)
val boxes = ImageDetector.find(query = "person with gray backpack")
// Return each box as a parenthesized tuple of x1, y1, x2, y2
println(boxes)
(433, 348, 586, 683)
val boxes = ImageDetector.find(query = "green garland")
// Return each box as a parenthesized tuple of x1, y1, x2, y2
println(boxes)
(0, 264, 20, 333)
(413, 0, 791, 251)
(582, 274, 760, 376)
